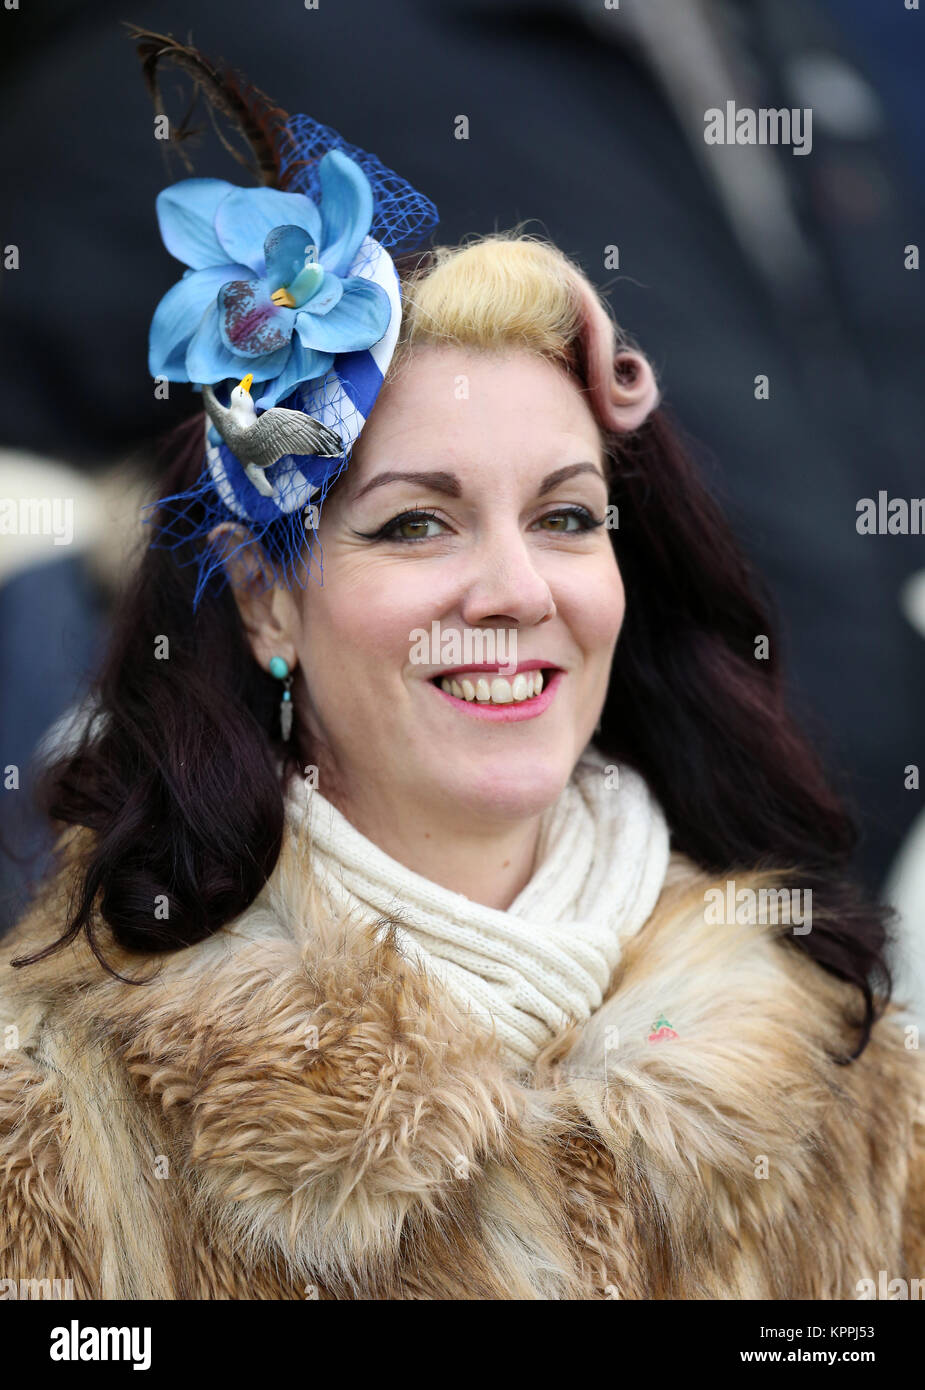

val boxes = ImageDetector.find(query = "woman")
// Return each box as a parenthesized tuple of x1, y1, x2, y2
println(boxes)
(1, 40, 923, 1300)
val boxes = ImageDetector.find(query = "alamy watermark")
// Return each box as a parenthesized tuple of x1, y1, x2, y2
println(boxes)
(856, 1270, 924, 1300)
(0, 1277, 75, 1299)
(856, 492, 924, 535)
(49, 1320, 152, 1369)
(0, 496, 74, 546)
(408, 621, 518, 677)
(704, 880, 812, 934)
(704, 101, 813, 156)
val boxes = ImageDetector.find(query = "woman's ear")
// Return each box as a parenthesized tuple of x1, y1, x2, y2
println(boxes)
(570, 272, 660, 433)
(208, 523, 299, 674)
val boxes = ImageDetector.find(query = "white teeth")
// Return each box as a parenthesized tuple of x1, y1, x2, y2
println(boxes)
(438, 670, 548, 704)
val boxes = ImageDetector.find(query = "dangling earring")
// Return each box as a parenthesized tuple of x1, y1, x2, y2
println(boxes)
(269, 656, 295, 741)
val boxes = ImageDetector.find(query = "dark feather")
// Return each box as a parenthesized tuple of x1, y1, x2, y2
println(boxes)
(123, 22, 296, 186)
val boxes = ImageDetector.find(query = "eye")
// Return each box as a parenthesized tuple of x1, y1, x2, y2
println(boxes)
(371, 509, 447, 542)
(534, 506, 604, 533)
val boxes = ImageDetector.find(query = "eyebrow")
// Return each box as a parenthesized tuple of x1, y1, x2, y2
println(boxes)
(351, 462, 607, 502)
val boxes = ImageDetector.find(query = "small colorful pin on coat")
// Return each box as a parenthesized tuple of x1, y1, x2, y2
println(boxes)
(647, 1013, 679, 1043)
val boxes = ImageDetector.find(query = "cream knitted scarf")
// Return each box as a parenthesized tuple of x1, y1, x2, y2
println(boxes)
(285, 744, 671, 1071)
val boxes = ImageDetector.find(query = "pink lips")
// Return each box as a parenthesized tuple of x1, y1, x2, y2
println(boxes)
(429, 669, 564, 722)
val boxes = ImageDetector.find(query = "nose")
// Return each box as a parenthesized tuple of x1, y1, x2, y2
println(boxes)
(457, 522, 556, 629)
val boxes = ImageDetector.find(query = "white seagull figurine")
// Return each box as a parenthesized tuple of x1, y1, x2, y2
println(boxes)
(202, 373, 343, 498)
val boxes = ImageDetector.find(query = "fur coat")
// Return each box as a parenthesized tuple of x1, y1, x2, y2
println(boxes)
(1, 824, 923, 1300)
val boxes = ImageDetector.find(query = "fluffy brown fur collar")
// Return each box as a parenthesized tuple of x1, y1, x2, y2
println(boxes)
(1, 827, 923, 1299)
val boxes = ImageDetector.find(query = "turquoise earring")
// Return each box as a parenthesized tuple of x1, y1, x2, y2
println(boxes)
(269, 656, 294, 741)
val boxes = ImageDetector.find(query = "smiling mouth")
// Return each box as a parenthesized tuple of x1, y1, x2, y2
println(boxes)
(430, 667, 560, 706)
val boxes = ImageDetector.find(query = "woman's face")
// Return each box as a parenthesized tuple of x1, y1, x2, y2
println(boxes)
(291, 345, 625, 825)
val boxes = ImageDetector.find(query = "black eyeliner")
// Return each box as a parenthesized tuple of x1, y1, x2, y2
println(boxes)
(352, 504, 604, 543)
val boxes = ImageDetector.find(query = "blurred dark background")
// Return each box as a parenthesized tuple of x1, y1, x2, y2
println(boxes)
(1, 0, 923, 944)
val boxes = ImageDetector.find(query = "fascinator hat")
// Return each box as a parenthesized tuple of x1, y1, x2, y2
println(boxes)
(136, 28, 659, 609)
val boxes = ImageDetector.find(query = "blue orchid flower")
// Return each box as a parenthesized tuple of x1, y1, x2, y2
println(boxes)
(149, 150, 392, 410)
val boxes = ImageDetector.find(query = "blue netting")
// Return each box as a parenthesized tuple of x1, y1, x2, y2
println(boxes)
(144, 394, 351, 611)
(143, 115, 439, 610)
(280, 113, 439, 257)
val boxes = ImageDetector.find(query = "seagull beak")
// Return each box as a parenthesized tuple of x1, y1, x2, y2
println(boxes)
(237, 373, 254, 394)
